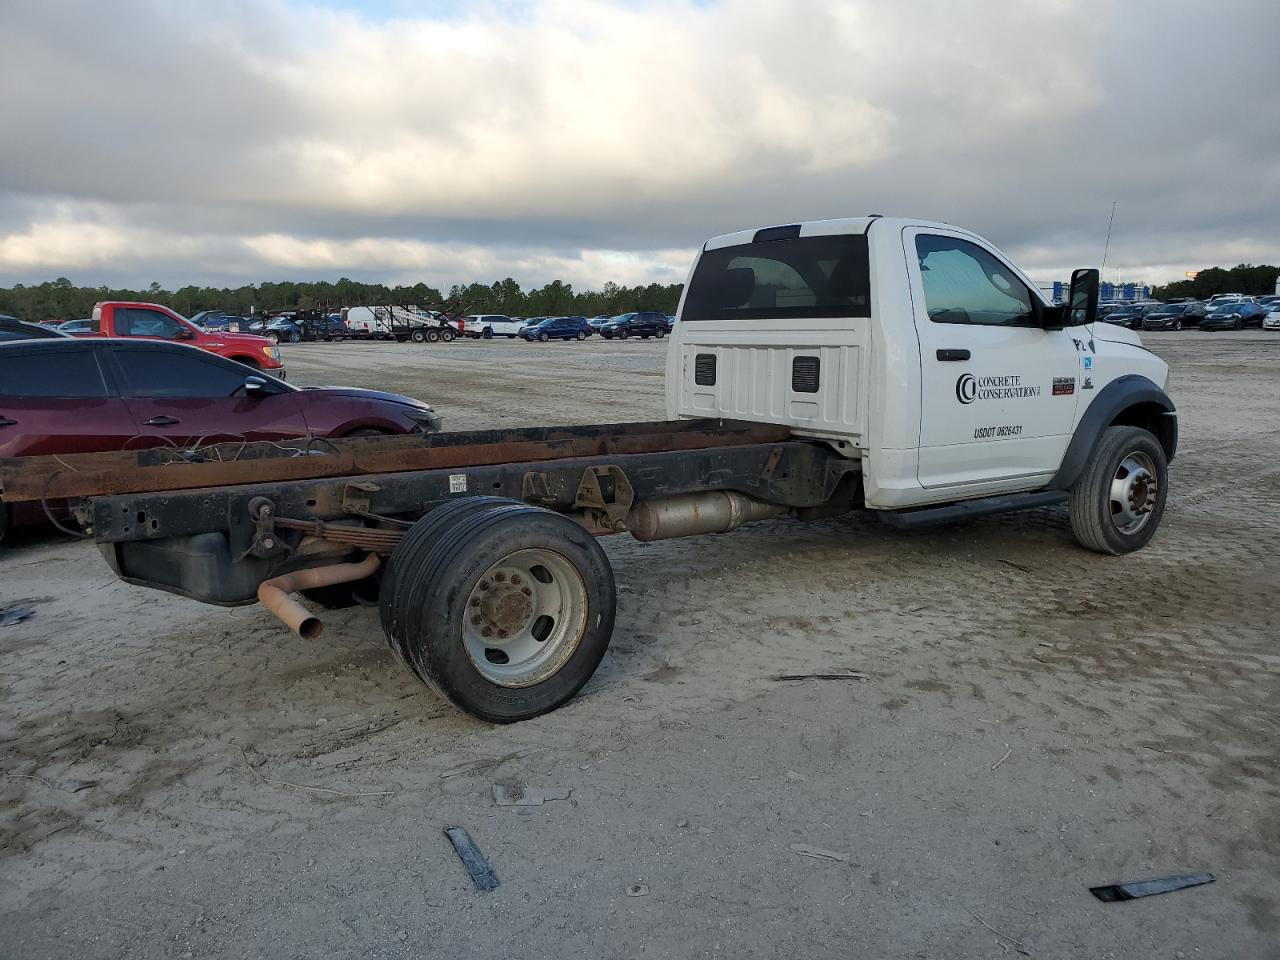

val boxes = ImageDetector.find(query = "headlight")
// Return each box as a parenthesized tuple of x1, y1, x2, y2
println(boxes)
(263, 345, 280, 359)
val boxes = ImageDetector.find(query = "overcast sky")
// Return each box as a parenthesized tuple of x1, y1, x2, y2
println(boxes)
(1, 0, 1276, 292)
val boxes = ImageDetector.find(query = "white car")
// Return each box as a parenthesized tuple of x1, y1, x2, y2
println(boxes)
(1263, 308, 1280, 331)
(463, 314, 526, 339)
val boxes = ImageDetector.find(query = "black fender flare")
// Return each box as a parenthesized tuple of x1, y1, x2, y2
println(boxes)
(1051, 374, 1177, 490)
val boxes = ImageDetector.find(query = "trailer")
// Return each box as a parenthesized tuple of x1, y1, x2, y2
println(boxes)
(344, 305, 459, 343)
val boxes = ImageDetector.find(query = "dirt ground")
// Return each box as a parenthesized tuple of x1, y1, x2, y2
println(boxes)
(2, 331, 1277, 959)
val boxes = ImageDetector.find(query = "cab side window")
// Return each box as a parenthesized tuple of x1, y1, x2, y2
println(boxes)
(916, 235, 1036, 327)
(116, 308, 184, 338)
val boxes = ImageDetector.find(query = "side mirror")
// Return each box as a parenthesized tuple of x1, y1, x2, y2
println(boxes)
(1067, 268, 1100, 327)
(243, 375, 269, 397)
(176, 326, 195, 340)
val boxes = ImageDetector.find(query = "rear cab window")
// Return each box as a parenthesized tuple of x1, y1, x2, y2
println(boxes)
(683, 234, 871, 321)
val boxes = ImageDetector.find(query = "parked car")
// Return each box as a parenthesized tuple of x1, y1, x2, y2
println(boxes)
(462, 314, 526, 339)
(519, 316, 593, 341)
(587, 315, 611, 330)
(263, 317, 303, 344)
(1200, 300, 1266, 330)
(1101, 306, 1144, 329)
(0, 338, 441, 540)
(1206, 293, 1246, 306)
(57, 319, 95, 334)
(598, 311, 671, 339)
(0, 317, 72, 341)
(1263, 307, 1280, 331)
(1141, 302, 1206, 331)
(1255, 295, 1280, 309)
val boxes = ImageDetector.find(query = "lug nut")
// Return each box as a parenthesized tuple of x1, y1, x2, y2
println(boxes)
(521, 587, 532, 597)
(495, 572, 506, 582)
(496, 629, 508, 639)
(470, 597, 480, 607)
(479, 580, 490, 591)
(481, 626, 493, 637)
(510, 574, 522, 585)
(471, 615, 482, 625)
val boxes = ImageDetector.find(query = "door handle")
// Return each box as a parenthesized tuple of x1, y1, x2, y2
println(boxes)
(143, 416, 181, 426)
(0, 416, 16, 427)
(936, 349, 971, 361)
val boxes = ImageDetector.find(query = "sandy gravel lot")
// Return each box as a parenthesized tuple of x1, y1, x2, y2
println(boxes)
(2, 331, 1277, 959)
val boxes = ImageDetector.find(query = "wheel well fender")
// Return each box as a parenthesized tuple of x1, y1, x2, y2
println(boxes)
(1051, 375, 1177, 490)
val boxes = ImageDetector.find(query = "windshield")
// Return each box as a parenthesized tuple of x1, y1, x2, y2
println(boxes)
(609, 313, 636, 323)
(683, 233, 871, 322)
(1157, 305, 1186, 314)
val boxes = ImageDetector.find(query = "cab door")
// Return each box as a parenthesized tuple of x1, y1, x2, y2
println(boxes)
(905, 227, 1081, 490)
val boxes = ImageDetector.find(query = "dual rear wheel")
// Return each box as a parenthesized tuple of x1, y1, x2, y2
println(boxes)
(380, 498, 616, 723)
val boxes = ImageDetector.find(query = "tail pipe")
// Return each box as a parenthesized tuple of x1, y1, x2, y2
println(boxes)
(257, 553, 381, 640)
(625, 492, 790, 542)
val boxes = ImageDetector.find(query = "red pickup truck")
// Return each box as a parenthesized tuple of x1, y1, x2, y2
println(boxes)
(80, 301, 286, 376)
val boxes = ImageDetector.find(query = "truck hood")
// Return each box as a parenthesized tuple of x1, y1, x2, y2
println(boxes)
(216, 331, 275, 346)
(1090, 323, 1142, 347)
(299, 386, 433, 411)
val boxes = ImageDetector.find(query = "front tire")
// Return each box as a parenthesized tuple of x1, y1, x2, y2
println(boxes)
(538, 332, 549, 342)
(266, 332, 281, 345)
(1068, 425, 1168, 555)
(656, 329, 665, 339)
(619, 329, 629, 340)
(1173, 320, 1182, 331)
(382, 499, 616, 722)
(576, 331, 586, 341)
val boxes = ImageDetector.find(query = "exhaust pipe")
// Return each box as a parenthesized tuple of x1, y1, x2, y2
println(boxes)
(257, 553, 381, 640)
(626, 492, 790, 542)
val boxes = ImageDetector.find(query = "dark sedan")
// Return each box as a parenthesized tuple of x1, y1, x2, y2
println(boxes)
(1200, 302, 1266, 330)
(1141, 303, 1206, 331)
(0, 338, 440, 539)
(0, 317, 72, 341)
(519, 316, 593, 341)
(598, 311, 670, 339)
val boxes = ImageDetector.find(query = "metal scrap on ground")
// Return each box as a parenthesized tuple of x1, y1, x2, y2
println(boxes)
(444, 827, 500, 892)
(1090, 872, 1215, 902)
(492, 784, 571, 806)
(789, 843, 848, 862)
(0, 606, 35, 626)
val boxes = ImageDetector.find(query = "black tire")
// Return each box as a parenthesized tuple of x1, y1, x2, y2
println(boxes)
(1173, 320, 1182, 331)
(656, 329, 665, 339)
(538, 332, 549, 342)
(0, 502, 9, 545)
(289, 331, 301, 343)
(576, 331, 586, 341)
(428, 329, 442, 343)
(441, 328, 456, 342)
(382, 498, 616, 722)
(379, 497, 517, 671)
(266, 332, 280, 344)
(1234, 318, 1242, 331)
(410, 328, 427, 343)
(1068, 425, 1168, 555)
(619, 329, 629, 340)
(483, 328, 493, 339)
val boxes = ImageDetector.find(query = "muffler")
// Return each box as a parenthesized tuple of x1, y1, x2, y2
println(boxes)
(625, 492, 790, 542)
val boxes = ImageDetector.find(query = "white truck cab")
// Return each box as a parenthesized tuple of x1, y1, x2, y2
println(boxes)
(668, 217, 1176, 552)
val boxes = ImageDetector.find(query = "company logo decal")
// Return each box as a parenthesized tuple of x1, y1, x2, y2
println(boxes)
(956, 373, 1040, 404)
(1053, 376, 1076, 397)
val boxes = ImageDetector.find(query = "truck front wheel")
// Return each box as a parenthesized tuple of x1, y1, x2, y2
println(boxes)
(1068, 425, 1168, 555)
(381, 498, 616, 722)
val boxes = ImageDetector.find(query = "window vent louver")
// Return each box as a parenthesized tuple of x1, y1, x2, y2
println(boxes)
(791, 356, 820, 393)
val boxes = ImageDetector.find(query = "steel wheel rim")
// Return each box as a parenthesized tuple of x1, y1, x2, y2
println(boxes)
(1109, 451, 1158, 534)
(461, 548, 588, 687)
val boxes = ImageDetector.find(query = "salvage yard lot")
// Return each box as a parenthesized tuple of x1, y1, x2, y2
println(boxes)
(2, 332, 1277, 958)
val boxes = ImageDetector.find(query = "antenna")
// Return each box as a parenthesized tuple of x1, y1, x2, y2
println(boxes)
(1101, 201, 1118, 272)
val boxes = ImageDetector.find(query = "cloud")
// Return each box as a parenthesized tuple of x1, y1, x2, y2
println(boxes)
(0, 0, 1276, 288)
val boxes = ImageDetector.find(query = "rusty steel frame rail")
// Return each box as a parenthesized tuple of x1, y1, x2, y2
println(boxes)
(0, 419, 791, 503)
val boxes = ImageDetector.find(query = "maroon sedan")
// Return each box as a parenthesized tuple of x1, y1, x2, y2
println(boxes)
(0, 338, 441, 539)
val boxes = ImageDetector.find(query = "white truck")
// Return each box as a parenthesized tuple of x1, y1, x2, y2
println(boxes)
(7, 216, 1175, 723)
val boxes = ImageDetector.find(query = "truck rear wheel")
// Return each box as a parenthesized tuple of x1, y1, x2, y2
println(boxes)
(427, 329, 441, 343)
(410, 328, 427, 343)
(441, 328, 456, 342)
(381, 497, 616, 722)
(1068, 425, 1168, 555)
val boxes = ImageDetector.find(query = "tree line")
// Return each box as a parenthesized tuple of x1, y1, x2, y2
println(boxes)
(0, 276, 686, 322)
(1151, 263, 1279, 301)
